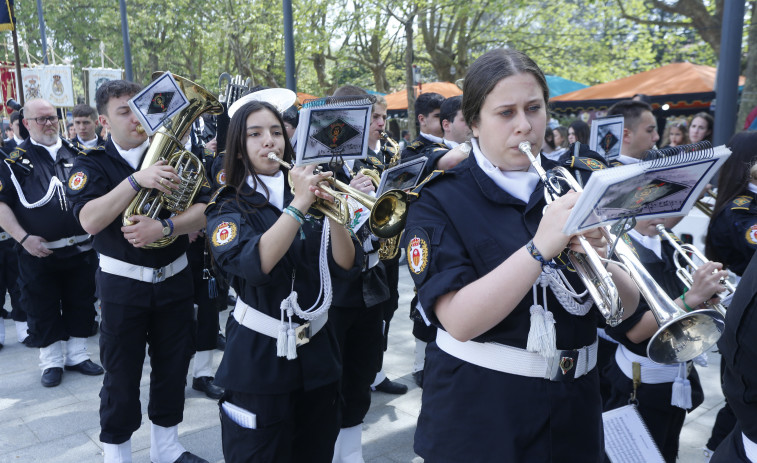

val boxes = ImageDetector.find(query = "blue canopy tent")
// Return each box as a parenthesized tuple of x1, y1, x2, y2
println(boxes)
(546, 75, 588, 98)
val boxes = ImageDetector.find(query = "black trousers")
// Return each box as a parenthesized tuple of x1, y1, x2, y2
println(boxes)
(98, 293, 195, 444)
(220, 383, 340, 463)
(0, 241, 24, 322)
(188, 237, 220, 351)
(17, 250, 97, 347)
(332, 303, 383, 427)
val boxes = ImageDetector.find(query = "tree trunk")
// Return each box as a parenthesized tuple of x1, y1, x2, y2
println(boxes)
(405, 10, 417, 139)
(737, 2, 757, 130)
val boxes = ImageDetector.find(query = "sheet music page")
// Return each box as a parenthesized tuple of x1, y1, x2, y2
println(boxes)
(603, 405, 665, 463)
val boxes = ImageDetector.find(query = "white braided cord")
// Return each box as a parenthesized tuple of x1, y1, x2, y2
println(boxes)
(538, 268, 593, 316)
(5, 162, 67, 209)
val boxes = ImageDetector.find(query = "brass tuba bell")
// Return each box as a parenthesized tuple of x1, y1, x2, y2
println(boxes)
(122, 72, 224, 248)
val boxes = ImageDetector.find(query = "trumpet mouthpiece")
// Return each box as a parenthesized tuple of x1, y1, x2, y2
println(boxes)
(267, 152, 279, 161)
(136, 125, 145, 135)
(518, 142, 532, 154)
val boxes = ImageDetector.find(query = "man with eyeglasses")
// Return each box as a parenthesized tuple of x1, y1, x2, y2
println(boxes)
(0, 98, 102, 387)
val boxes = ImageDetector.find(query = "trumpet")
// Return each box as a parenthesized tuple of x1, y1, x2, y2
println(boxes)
(381, 132, 401, 168)
(518, 142, 725, 364)
(267, 153, 408, 239)
(656, 224, 734, 315)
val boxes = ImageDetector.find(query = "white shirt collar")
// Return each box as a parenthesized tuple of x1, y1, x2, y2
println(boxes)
(79, 136, 98, 148)
(30, 137, 63, 161)
(113, 139, 150, 170)
(617, 154, 641, 164)
(628, 228, 662, 259)
(420, 131, 444, 144)
(443, 139, 459, 149)
(370, 139, 381, 152)
(748, 183, 757, 195)
(247, 170, 285, 211)
(471, 138, 540, 203)
(13, 135, 24, 144)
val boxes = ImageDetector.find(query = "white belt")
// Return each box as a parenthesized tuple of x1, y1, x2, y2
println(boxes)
(99, 254, 188, 283)
(615, 344, 680, 384)
(233, 298, 328, 347)
(0, 232, 9, 241)
(436, 329, 597, 382)
(43, 233, 90, 249)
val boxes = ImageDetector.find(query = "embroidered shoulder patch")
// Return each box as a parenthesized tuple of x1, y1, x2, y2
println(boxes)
(745, 224, 757, 245)
(368, 155, 383, 167)
(216, 169, 227, 186)
(68, 170, 88, 191)
(81, 145, 105, 154)
(573, 157, 606, 171)
(212, 220, 238, 247)
(406, 231, 430, 276)
(732, 195, 752, 210)
(208, 185, 230, 207)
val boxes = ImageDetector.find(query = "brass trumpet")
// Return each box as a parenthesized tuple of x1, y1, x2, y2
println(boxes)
(656, 224, 734, 315)
(266, 153, 408, 239)
(519, 142, 725, 364)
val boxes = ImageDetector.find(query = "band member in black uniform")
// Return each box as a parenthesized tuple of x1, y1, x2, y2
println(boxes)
(404, 48, 640, 462)
(71, 104, 106, 148)
(3, 111, 24, 152)
(323, 88, 405, 463)
(67, 80, 211, 463)
(603, 219, 725, 462)
(206, 100, 360, 463)
(703, 131, 757, 459)
(0, 206, 27, 349)
(0, 98, 101, 387)
(399, 92, 445, 165)
(710, 250, 757, 463)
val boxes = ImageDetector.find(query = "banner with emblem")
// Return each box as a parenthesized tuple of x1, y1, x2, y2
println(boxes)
(20, 65, 75, 107)
(84, 68, 123, 107)
(0, 0, 14, 31)
(128, 72, 189, 136)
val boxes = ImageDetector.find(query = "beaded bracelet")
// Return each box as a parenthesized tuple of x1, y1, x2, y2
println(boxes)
(283, 207, 306, 239)
(127, 174, 141, 192)
(166, 218, 174, 237)
(680, 288, 694, 312)
(19, 233, 30, 245)
(526, 239, 566, 270)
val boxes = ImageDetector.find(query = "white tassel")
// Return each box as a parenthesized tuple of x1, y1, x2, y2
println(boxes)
(286, 327, 298, 360)
(527, 305, 556, 359)
(671, 363, 692, 409)
(277, 300, 289, 357)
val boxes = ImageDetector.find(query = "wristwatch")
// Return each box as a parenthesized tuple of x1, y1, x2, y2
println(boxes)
(160, 219, 172, 237)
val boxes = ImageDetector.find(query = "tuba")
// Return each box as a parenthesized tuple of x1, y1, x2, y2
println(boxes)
(123, 73, 224, 248)
(519, 142, 725, 363)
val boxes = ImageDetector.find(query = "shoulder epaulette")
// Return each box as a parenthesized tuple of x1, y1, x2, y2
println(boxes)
(408, 169, 444, 199)
(609, 161, 624, 168)
(367, 155, 383, 167)
(731, 195, 752, 210)
(569, 156, 607, 171)
(6, 147, 25, 162)
(407, 140, 424, 151)
(81, 145, 105, 155)
(208, 185, 232, 207)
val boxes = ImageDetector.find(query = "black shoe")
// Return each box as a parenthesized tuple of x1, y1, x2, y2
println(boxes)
(216, 332, 226, 351)
(192, 376, 224, 400)
(158, 451, 210, 463)
(372, 377, 408, 395)
(412, 370, 424, 388)
(21, 336, 37, 348)
(41, 367, 63, 387)
(64, 359, 104, 376)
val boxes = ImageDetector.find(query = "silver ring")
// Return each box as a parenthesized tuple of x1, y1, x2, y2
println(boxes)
(132, 238, 137, 244)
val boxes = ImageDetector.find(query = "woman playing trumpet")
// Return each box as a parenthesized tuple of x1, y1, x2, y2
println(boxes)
(205, 100, 361, 462)
(404, 48, 639, 462)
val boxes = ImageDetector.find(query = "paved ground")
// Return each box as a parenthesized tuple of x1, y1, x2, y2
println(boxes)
(0, 265, 721, 462)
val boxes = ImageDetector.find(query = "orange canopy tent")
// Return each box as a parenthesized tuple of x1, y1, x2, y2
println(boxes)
(385, 82, 462, 111)
(550, 62, 745, 114)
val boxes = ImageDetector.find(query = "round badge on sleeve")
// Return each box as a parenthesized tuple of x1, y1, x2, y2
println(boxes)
(406, 229, 430, 276)
(746, 224, 757, 245)
(212, 220, 238, 247)
(216, 170, 227, 186)
(68, 170, 88, 191)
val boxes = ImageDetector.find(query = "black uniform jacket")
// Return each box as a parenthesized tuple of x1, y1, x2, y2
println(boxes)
(707, 192, 757, 276)
(67, 139, 211, 306)
(0, 139, 91, 258)
(402, 154, 599, 349)
(206, 181, 363, 394)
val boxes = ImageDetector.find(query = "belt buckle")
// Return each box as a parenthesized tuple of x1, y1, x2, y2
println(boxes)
(0, 232, 8, 241)
(294, 322, 312, 347)
(549, 349, 579, 382)
(67, 237, 75, 245)
(152, 266, 167, 284)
